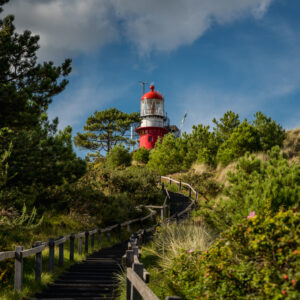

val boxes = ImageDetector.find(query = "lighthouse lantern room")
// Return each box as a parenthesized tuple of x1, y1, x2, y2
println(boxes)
(136, 85, 168, 149)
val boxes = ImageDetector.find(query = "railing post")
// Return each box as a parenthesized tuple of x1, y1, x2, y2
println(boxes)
(161, 207, 164, 221)
(161, 182, 165, 191)
(98, 229, 102, 248)
(58, 236, 64, 266)
(78, 236, 83, 255)
(49, 238, 55, 272)
(132, 262, 143, 300)
(91, 231, 95, 250)
(189, 186, 191, 198)
(169, 177, 172, 185)
(179, 181, 181, 192)
(126, 250, 134, 300)
(85, 230, 89, 253)
(34, 241, 42, 282)
(127, 223, 131, 233)
(14, 246, 23, 292)
(70, 233, 75, 261)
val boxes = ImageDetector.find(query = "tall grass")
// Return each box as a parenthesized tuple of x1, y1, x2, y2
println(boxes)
(143, 220, 215, 271)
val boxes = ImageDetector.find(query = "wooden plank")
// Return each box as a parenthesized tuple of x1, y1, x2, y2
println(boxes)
(89, 228, 98, 235)
(85, 231, 89, 253)
(58, 236, 64, 266)
(49, 238, 55, 272)
(0, 251, 15, 261)
(127, 268, 160, 300)
(132, 263, 143, 300)
(75, 231, 85, 238)
(54, 236, 67, 246)
(14, 246, 23, 292)
(34, 241, 42, 281)
(22, 244, 46, 258)
(70, 233, 75, 261)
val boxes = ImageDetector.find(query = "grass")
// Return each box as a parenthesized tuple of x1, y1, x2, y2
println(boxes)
(114, 220, 216, 300)
(0, 224, 131, 299)
(142, 220, 214, 271)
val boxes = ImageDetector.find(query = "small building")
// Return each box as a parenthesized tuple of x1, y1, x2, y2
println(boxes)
(136, 85, 179, 149)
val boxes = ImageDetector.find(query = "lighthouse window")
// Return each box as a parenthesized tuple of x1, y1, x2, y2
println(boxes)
(148, 136, 153, 142)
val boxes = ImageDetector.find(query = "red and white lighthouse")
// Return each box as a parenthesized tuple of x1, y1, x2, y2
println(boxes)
(136, 85, 168, 149)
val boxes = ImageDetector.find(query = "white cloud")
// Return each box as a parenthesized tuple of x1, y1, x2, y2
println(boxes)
(3, 0, 274, 60)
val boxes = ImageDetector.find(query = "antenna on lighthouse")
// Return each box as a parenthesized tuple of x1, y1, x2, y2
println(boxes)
(180, 112, 188, 136)
(138, 81, 149, 95)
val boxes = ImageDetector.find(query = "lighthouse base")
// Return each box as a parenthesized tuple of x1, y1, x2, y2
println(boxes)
(136, 126, 168, 149)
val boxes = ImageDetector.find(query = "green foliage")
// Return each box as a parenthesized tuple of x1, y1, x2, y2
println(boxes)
(147, 134, 184, 175)
(106, 145, 131, 168)
(132, 147, 150, 164)
(180, 171, 222, 200)
(168, 210, 300, 299)
(183, 125, 218, 167)
(213, 110, 240, 143)
(196, 146, 300, 231)
(0, 205, 43, 229)
(88, 165, 163, 205)
(0, 6, 71, 131)
(0, 2, 86, 210)
(74, 108, 140, 153)
(216, 120, 261, 166)
(253, 111, 286, 151)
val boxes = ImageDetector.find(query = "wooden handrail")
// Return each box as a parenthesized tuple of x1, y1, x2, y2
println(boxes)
(1, 176, 198, 296)
(0, 204, 158, 292)
(127, 268, 160, 300)
(124, 176, 200, 300)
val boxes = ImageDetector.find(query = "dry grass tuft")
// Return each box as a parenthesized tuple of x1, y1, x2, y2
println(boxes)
(214, 161, 237, 186)
(143, 221, 214, 271)
(283, 128, 300, 160)
(190, 162, 211, 175)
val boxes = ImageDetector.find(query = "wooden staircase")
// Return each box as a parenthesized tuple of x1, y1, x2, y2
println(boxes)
(32, 242, 128, 300)
(31, 190, 191, 300)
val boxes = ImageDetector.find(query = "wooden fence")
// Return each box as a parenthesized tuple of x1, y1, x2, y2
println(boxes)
(0, 207, 157, 292)
(0, 175, 199, 299)
(123, 176, 199, 300)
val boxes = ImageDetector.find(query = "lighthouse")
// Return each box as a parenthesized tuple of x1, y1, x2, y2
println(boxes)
(136, 85, 169, 149)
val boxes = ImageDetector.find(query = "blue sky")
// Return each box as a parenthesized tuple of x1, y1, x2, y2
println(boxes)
(4, 0, 300, 156)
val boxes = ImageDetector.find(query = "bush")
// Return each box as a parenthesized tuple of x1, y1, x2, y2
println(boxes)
(106, 145, 131, 168)
(253, 111, 286, 151)
(196, 146, 300, 231)
(147, 134, 184, 175)
(168, 209, 300, 299)
(132, 147, 150, 164)
(216, 120, 261, 166)
(182, 125, 218, 168)
(212, 110, 240, 143)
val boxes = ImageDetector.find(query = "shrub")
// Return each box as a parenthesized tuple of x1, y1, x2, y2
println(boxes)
(106, 145, 131, 168)
(212, 110, 240, 144)
(132, 147, 150, 164)
(253, 111, 286, 151)
(168, 209, 300, 299)
(216, 120, 261, 166)
(196, 146, 300, 231)
(147, 134, 184, 175)
(183, 125, 218, 167)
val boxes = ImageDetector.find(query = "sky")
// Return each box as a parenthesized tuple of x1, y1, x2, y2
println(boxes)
(3, 0, 300, 156)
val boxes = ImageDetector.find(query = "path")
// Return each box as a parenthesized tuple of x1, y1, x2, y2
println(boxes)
(31, 190, 191, 300)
